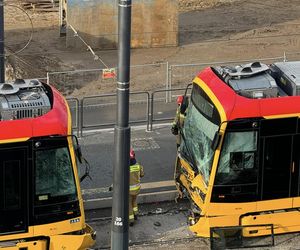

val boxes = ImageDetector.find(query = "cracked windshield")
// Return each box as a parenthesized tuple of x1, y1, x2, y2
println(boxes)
(181, 102, 219, 185)
(35, 146, 76, 201)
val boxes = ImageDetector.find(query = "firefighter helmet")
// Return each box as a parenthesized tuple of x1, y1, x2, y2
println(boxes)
(130, 149, 135, 159)
(177, 95, 184, 105)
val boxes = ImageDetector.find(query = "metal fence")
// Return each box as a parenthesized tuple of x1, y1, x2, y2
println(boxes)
(47, 62, 168, 96)
(60, 53, 300, 136)
(66, 97, 80, 136)
(49, 52, 300, 97)
(66, 87, 190, 137)
(80, 91, 150, 136)
(67, 88, 190, 136)
(150, 87, 192, 131)
(47, 52, 300, 97)
(210, 225, 274, 249)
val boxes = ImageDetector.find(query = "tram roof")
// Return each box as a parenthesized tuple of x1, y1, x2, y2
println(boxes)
(0, 86, 69, 142)
(196, 67, 300, 121)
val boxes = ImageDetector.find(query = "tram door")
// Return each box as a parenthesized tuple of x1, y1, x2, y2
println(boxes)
(0, 148, 28, 235)
(291, 135, 300, 197)
(261, 118, 300, 200)
(262, 135, 293, 199)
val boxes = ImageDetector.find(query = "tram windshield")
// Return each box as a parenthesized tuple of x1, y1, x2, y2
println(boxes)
(181, 102, 219, 185)
(215, 131, 258, 185)
(35, 138, 77, 204)
(180, 83, 221, 185)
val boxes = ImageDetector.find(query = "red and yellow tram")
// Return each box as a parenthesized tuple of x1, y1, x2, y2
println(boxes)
(175, 61, 300, 239)
(0, 79, 95, 249)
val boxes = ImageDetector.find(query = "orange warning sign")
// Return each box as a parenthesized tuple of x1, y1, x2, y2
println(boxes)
(102, 68, 116, 79)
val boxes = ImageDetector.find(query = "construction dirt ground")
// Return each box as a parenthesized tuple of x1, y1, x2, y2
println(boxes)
(4, 0, 300, 97)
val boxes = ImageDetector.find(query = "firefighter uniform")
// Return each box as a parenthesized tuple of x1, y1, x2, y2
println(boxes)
(172, 103, 185, 147)
(129, 160, 144, 225)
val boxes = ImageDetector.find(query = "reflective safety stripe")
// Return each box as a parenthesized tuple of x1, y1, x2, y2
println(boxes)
(133, 207, 138, 212)
(130, 183, 141, 191)
(130, 164, 140, 172)
(129, 214, 134, 220)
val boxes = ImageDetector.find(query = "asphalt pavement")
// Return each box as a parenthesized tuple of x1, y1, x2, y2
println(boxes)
(79, 123, 177, 201)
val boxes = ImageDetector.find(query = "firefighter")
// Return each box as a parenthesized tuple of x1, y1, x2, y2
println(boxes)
(129, 149, 144, 226)
(171, 95, 185, 148)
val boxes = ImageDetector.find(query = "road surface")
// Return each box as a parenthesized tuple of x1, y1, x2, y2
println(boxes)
(79, 124, 177, 201)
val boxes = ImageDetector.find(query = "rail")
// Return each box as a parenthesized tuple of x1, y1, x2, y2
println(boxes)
(65, 88, 189, 137)
(80, 91, 151, 136)
(149, 87, 192, 131)
(70, 88, 194, 136)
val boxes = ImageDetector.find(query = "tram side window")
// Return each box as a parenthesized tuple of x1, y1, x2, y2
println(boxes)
(215, 131, 258, 185)
(35, 147, 76, 201)
(3, 161, 21, 210)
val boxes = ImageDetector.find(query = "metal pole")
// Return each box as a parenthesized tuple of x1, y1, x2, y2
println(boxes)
(168, 64, 172, 102)
(111, 0, 131, 249)
(0, 0, 4, 83)
(168, 62, 172, 103)
(80, 99, 84, 138)
(149, 92, 154, 131)
(146, 92, 151, 132)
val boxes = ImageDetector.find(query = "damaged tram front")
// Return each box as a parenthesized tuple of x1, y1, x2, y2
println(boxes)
(175, 61, 300, 238)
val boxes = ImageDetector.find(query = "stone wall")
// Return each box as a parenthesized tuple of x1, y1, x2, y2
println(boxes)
(66, 0, 178, 49)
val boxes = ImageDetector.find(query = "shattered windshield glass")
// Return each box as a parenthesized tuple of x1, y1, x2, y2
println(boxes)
(35, 146, 76, 201)
(215, 131, 258, 185)
(181, 103, 219, 185)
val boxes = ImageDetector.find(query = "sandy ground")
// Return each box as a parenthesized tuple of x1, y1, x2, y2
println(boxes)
(4, 0, 300, 96)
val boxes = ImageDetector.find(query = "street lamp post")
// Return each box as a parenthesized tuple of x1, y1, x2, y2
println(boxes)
(111, 0, 132, 249)
(0, 0, 4, 83)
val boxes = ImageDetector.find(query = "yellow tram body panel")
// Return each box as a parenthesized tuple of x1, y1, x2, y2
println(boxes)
(175, 62, 300, 238)
(0, 224, 94, 249)
(0, 80, 95, 249)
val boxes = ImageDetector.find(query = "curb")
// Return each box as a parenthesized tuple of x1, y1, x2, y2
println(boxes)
(83, 189, 178, 210)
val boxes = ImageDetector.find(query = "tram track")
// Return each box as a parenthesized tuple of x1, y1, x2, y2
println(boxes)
(93, 235, 205, 250)
(86, 201, 202, 249)
(86, 205, 189, 223)
(86, 198, 300, 249)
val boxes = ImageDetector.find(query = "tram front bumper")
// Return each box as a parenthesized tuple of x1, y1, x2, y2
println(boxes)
(0, 224, 96, 250)
(0, 240, 47, 249)
(50, 224, 96, 249)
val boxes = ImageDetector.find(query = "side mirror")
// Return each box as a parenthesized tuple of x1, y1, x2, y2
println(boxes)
(71, 135, 91, 183)
(180, 96, 189, 114)
(211, 132, 222, 150)
(72, 135, 83, 164)
(75, 144, 83, 164)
